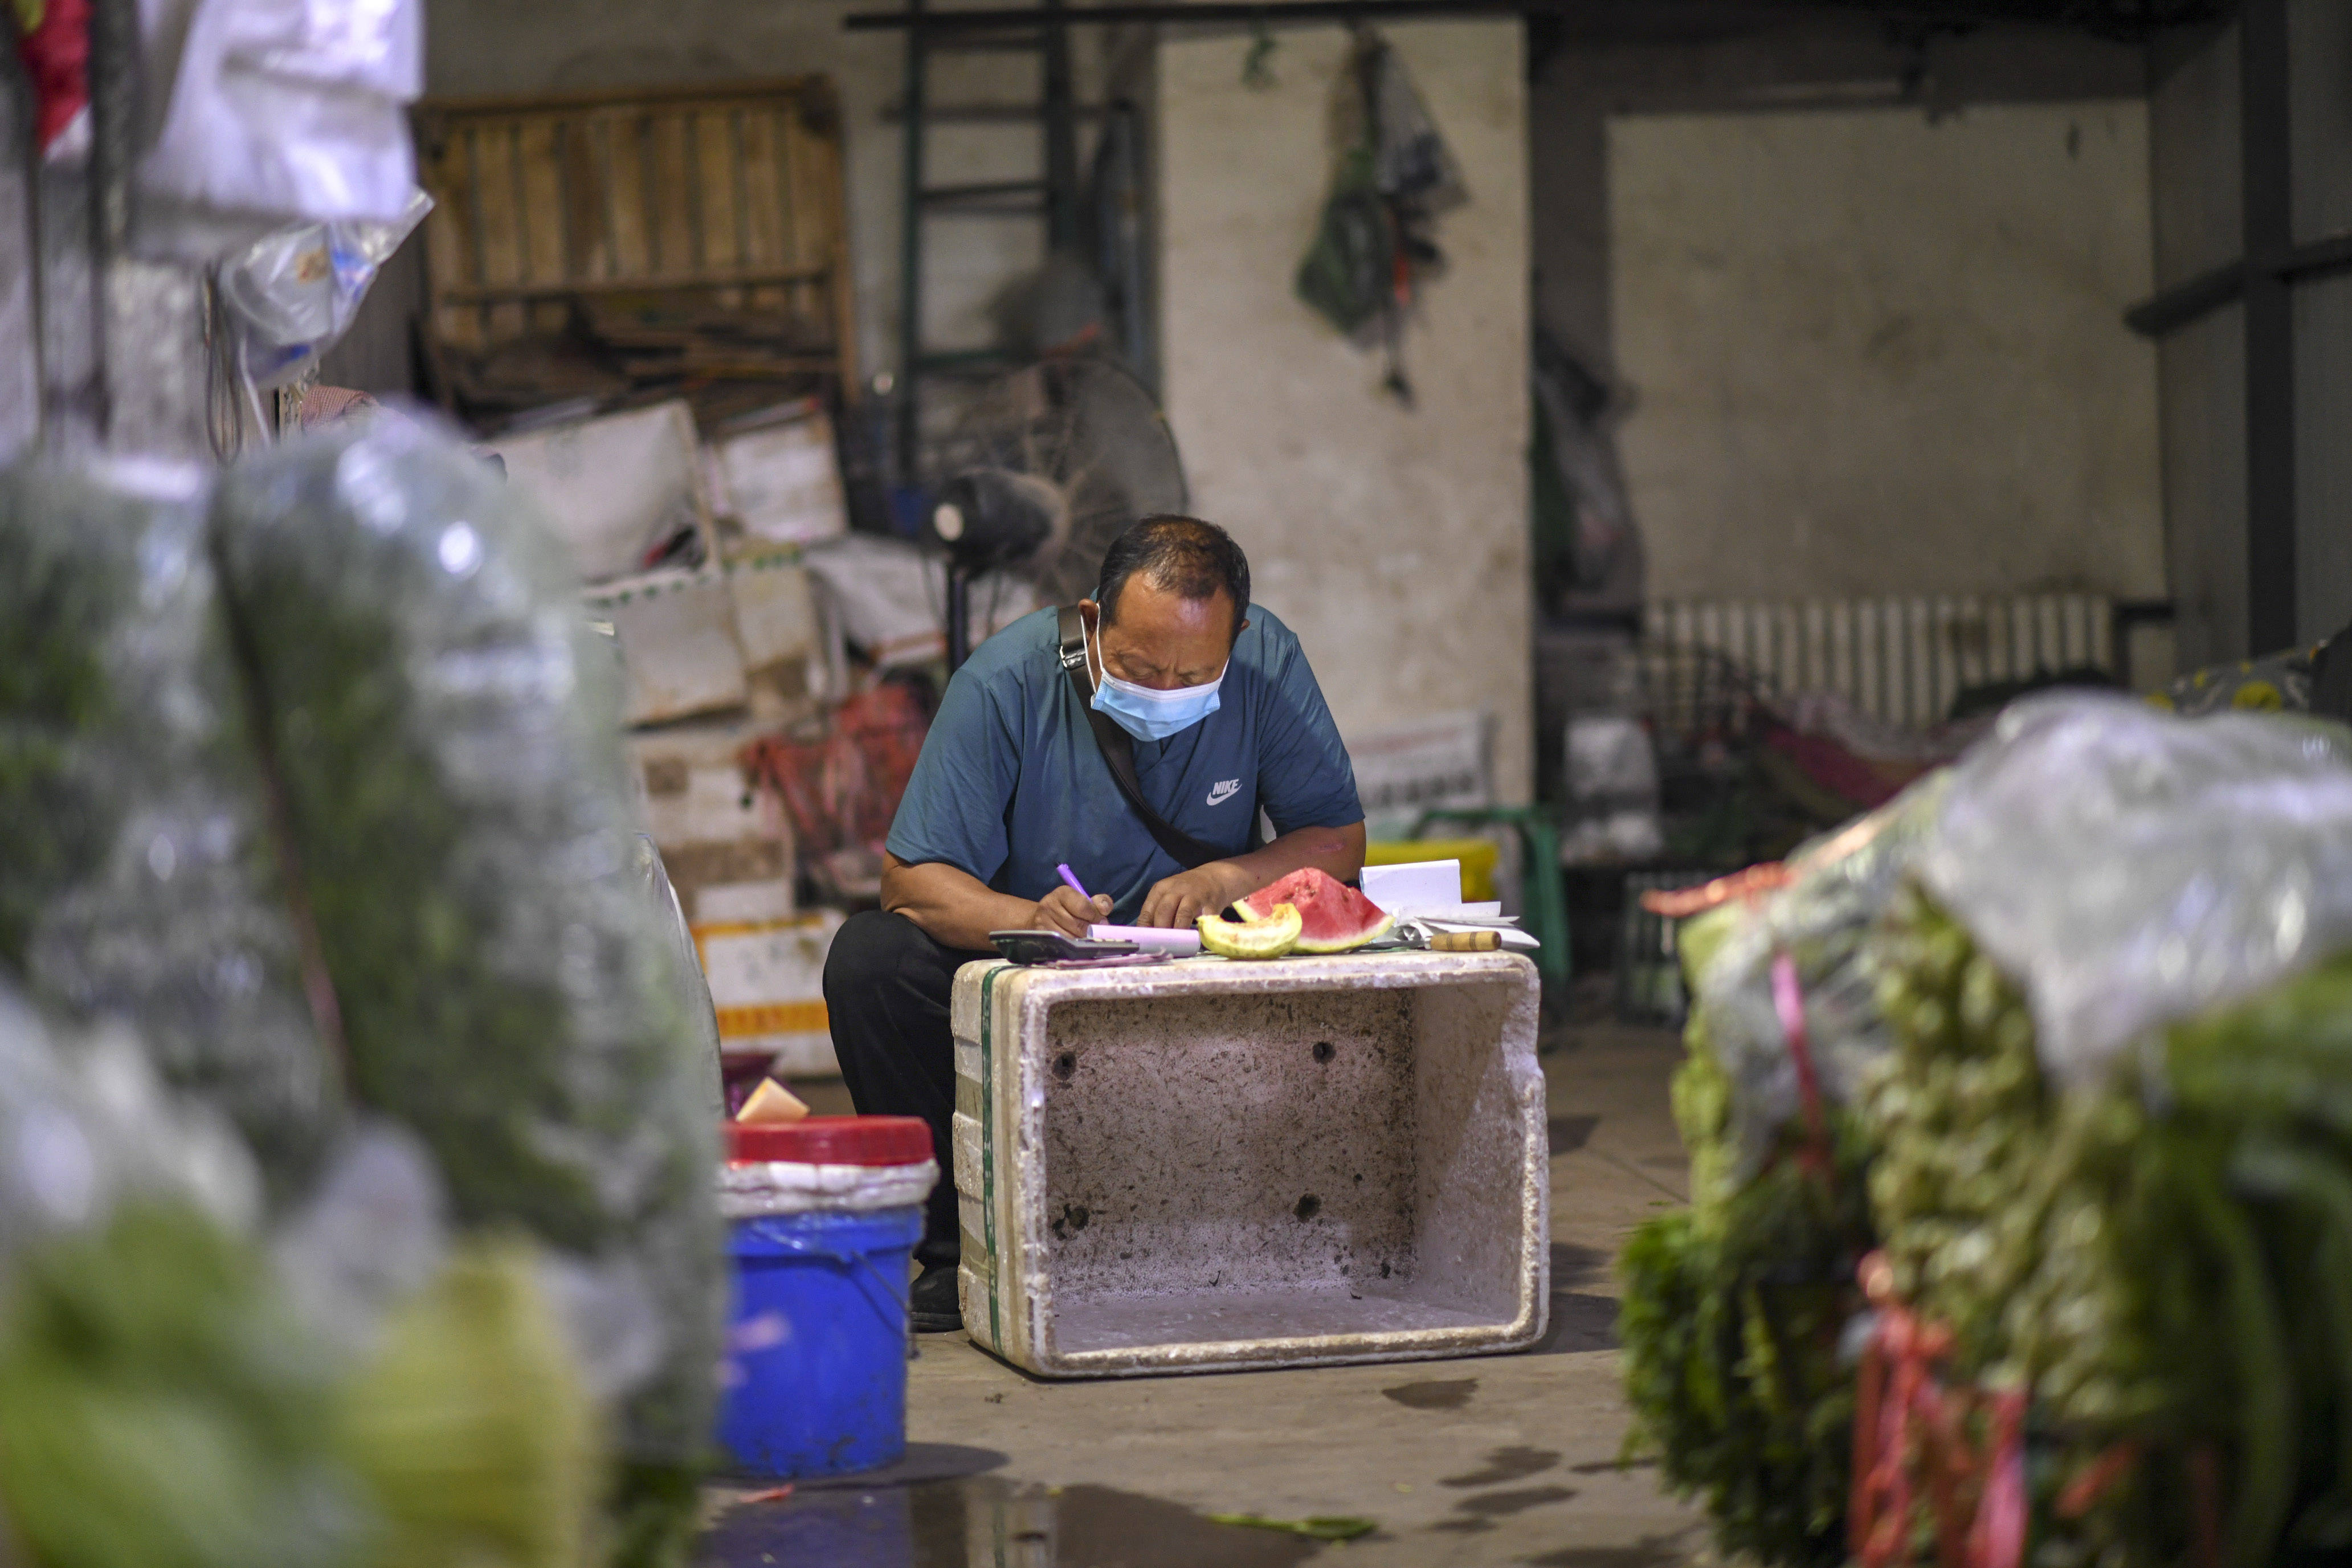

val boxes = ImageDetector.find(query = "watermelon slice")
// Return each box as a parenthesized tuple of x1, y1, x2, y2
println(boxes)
(1234, 867, 1393, 953)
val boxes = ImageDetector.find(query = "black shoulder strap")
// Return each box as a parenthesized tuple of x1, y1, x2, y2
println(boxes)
(1058, 605, 1228, 870)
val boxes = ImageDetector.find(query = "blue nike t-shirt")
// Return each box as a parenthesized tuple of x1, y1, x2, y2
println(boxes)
(885, 605, 1363, 926)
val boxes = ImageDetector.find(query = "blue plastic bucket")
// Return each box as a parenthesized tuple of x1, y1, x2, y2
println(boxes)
(716, 1115, 937, 1480)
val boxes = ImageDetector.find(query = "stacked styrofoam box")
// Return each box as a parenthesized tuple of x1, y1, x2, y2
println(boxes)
(952, 951, 1549, 1377)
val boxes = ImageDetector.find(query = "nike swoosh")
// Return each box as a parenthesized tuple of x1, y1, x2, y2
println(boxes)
(1206, 781, 1242, 806)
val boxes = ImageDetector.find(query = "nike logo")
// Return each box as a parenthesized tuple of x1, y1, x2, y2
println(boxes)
(1206, 778, 1243, 807)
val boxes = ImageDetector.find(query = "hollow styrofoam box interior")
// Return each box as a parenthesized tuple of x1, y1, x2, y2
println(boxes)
(955, 953, 1546, 1377)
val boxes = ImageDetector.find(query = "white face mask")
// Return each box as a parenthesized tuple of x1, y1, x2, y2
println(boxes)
(1087, 618, 1227, 742)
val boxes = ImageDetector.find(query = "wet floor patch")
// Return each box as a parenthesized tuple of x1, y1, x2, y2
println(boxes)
(1532, 1292, 1622, 1355)
(1452, 1486, 1578, 1518)
(1441, 1447, 1561, 1488)
(1547, 1114, 1599, 1155)
(699, 1469, 1334, 1567)
(1518, 1529, 1694, 1568)
(1380, 1376, 1478, 1410)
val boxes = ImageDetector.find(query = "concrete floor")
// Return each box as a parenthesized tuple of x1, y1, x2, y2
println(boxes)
(700, 1026, 1708, 1568)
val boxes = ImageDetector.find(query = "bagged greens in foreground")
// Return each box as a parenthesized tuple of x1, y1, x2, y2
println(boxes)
(0, 458, 335, 1199)
(0, 994, 603, 1568)
(210, 415, 722, 1561)
(1691, 773, 1947, 1185)
(0, 990, 356, 1568)
(1620, 818, 1894, 1568)
(1918, 693, 2352, 1088)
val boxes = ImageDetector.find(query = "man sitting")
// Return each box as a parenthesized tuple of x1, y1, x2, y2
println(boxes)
(824, 514, 1366, 1331)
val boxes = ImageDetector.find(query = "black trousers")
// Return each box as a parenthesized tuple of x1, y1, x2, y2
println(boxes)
(823, 909, 993, 1267)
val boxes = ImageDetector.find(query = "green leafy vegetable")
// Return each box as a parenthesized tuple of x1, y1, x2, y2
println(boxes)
(211, 419, 722, 1566)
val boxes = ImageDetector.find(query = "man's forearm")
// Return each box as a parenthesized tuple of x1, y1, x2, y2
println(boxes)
(881, 856, 1038, 952)
(1214, 822, 1367, 906)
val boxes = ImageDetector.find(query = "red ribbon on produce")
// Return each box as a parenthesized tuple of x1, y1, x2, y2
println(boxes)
(1771, 951, 1834, 1179)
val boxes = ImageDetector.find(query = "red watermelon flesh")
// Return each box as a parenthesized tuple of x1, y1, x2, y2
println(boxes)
(1234, 867, 1393, 953)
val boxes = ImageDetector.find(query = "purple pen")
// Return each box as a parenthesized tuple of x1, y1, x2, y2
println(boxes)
(1056, 863, 1092, 900)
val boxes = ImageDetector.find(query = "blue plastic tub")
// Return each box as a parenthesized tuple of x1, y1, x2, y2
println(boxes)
(716, 1114, 937, 1480)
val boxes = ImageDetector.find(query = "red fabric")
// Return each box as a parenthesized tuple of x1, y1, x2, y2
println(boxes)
(1771, 952, 1834, 1179)
(16, 0, 89, 154)
(1762, 723, 1926, 811)
(740, 683, 930, 860)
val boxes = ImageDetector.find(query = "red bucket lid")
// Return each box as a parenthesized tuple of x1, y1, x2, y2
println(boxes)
(725, 1115, 934, 1167)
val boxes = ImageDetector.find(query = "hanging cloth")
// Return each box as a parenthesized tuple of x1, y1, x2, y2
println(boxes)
(1292, 27, 1467, 405)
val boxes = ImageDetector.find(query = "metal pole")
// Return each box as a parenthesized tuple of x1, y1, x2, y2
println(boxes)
(85, 0, 138, 447)
(0, 5, 42, 455)
(2242, 0, 2296, 653)
(1042, 0, 1079, 252)
(945, 563, 973, 672)
(897, 0, 928, 483)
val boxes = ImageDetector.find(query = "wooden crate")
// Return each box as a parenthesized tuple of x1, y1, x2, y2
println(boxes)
(413, 78, 858, 399)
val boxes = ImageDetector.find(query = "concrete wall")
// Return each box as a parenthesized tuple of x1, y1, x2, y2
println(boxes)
(1156, 22, 1533, 805)
(2289, 0, 2352, 645)
(1527, 17, 2146, 380)
(1609, 101, 2165, 604)
(2148, 22, 2245, 668)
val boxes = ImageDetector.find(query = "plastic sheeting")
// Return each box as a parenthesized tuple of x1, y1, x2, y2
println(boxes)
(0, 989, 263, 1264)
(1918, 693, 2352, 1088)
(210, 413, 722, 1469)
(1693, 771, 1949, 1176)
(0, 456, 334, 1200)
(718, 1158, 938, 1220)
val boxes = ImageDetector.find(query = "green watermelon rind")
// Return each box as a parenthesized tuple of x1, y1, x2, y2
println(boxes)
(1235, 868, 1393, 953)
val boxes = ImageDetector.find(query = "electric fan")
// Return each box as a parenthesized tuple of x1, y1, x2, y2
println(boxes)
(924, 357, 1189, 669)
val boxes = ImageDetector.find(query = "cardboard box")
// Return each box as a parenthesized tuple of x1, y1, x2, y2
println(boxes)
(692, 909, 844, 1077)
(1349, 710, 1494, 842)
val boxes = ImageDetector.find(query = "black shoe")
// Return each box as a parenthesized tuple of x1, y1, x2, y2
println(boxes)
(909, 1261, 963, 1334)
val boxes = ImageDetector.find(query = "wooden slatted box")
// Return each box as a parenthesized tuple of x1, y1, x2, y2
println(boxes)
(413, 78, 858, 408)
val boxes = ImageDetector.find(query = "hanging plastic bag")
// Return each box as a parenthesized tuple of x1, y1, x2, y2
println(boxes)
(135, 0, 422, 261)
(218, 187, 430, 388)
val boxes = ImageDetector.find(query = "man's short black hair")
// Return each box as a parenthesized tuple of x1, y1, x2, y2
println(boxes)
(1095, 514, 1251, 642)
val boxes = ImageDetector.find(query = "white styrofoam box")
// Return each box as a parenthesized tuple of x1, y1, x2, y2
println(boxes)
(1359, 859, 1463, 916)
(489, 401, 709, 583)
(693, 909, 844, 1077)
(726, 553, 816, 677)
(803, 534, 1040, 671)
(693, 880, 795, 924)
(952, 951, 1547, 1378)
(705, 407, 847, 547)
(637, 757, 761, 848)
(626, 715, 793, 916)
(1349, 710, 1494, 841)
(589, 565, 746, 725)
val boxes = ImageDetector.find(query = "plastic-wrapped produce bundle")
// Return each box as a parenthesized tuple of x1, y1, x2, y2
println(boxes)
(1917, 692, 2352, 1088)
(1690, 772, 1950, 1185)
(0, 993, 604, 1568)
(210, 414, 722, 1565)
(0, 458, 334, 1199)
(628, 835, 725, 1125)
(1852, 701, 2352, 1568)
(1618, 795, 1933, 1568)
(0, 990, 360, 1568)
